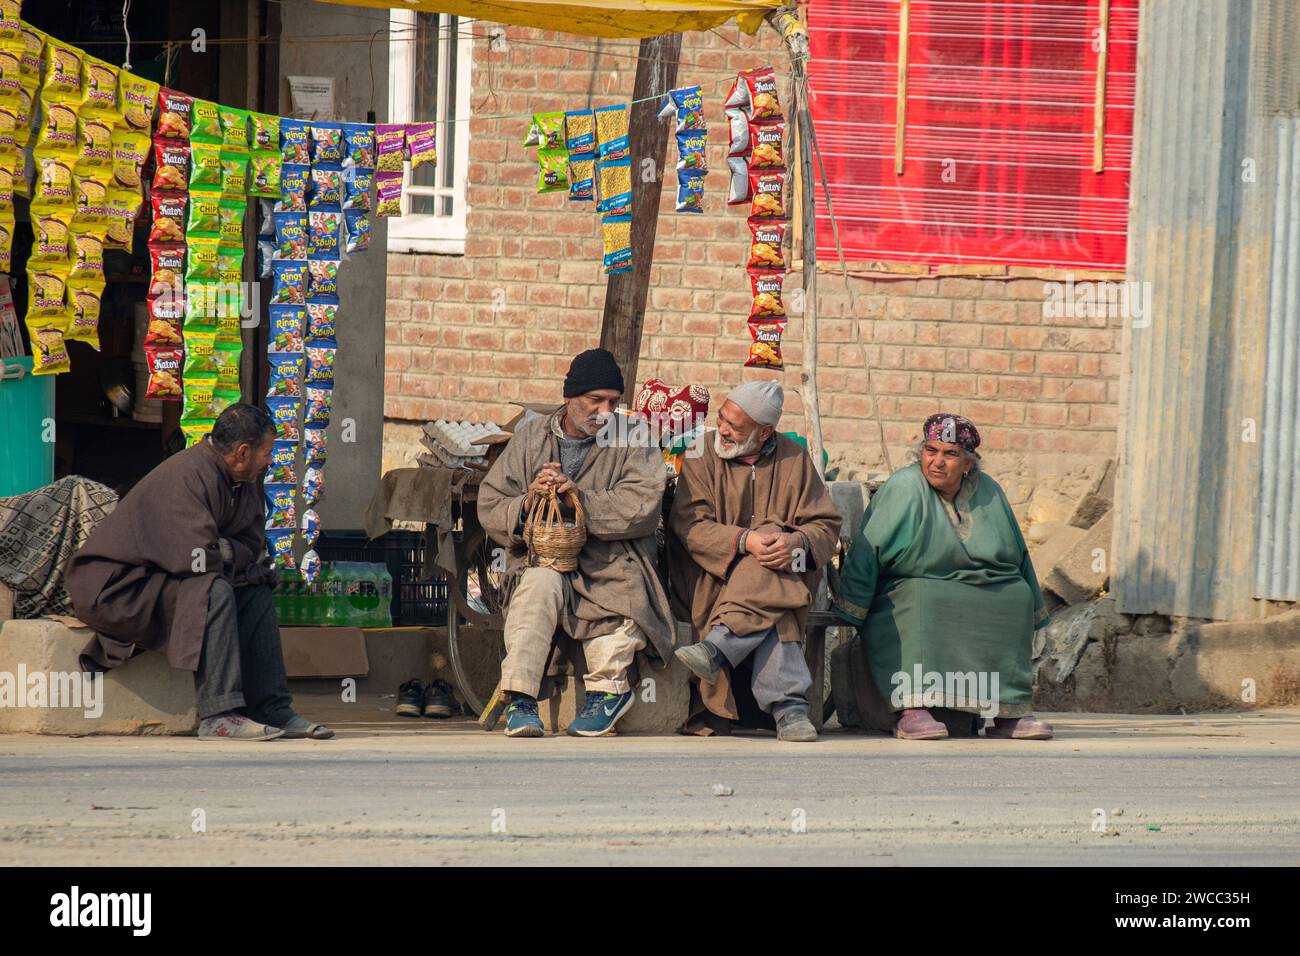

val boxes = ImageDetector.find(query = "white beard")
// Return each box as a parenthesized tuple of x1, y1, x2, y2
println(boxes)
(714, 429, 761, 460)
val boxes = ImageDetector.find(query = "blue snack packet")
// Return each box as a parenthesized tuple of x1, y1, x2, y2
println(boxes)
(305, 383, 333, 426)
(309, 123, 344, 164)
(676, 168, 706, 213)
(340, 122, 375, 169)
(307, 260, 339, 300)
(280, 119, 311, 165)
(273, 210, 308, 260)
(658, 85, 705, 133)
(300, 548, 321, 585)
(267, 439, 299, 485)
(300, 508, 321, 552)
(564, 109, 595, 154)
(344, 208, 370, 253)
(304, 422, 328, 467)
(309, 164, 344, 209)
(306, 300, 338, 341)
(266, 529, 297, 570)
(266, 351, 305, 398)
(266, 395, 302, 441)
(303, 464, 326, 506)
(265, 483, 297, 531)
(676, 129, 708, 172)
(305, 340, 337, 386)
(343, 168, 372, 211)
(276, 163, 310, 213)
(268, 304, 306, 354)
(308, 210, 342, 259)
(271, 259, 307, 304)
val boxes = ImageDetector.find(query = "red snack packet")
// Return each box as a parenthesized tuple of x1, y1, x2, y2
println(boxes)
(148, 193, 188, 244)
(748, 169, 787, 219)
(749, 119, 785, 169)
(749, 272, 785, 321)
(154, 89, 194, 140)
(148, 243, 186, 300)
(151, 140, 190, 192)
(145, 345, 185, 400)
(747, 219, 787, 272)
(745, 318, 787, 370)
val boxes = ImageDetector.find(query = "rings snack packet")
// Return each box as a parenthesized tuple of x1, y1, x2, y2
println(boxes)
(266, 351, 304, 398)
(250, 112, 280, 152)
(340, 122, 375, 169)
(405, 122, 436, 170)
(745, 318, 787, 370)
(676, 129, 708, 172)
(154, 88, 193, 139)
(274, 210, 308, 260)
(658, 85, 705, 133)
(307, 259, 339, 299)
(306, 300, 338, 340)
(305, 382, 333, 426)
(375, 124, 405, 171)
(748, 219, 787, 271)
(594, 104, 629, 160)
(219, 106, 249, 150)
(303, 465, 325, 506)
(267, 530, 296, 570)
(144, 344, 184, 399)
(120, 74, 159, 132)
(305, 341, 337, 386)
(310, 123, 344, 164)
(749, 272, 785, 320)
(375, 170, 403, 217)
(536, 149, 568, 194)
(344, 208, 370, 254)
(267, 395, 302, 442)
(749, 168, 787, 219)
(276, 163, 309, 212)
(308, 210, 342, 259)
(280, 118, 310, 165)
(264, 483, 296, 531)
(601, 215, 632, 275)
(190, 99, 222, 143)
(267, 440, 298, 485)
(522, 112, 564, 150)
(568, 156, 595, 201)
(343, 168, 372, 210)
(676, 168, 705, 213)
(564, 110, 595, 154)
(271, 259, 307, 305)
(152, 140, 190, 192)
(304, 427, 328, 469)
(268, 303, 306, 354)
(750, 120, 785, 169)
(309, 165, 343, 209)
(300, 509, 321, 551)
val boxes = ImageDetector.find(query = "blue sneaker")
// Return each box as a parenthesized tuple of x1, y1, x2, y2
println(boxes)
(504, 695, 545, 737)
(565, 690, 634, 737)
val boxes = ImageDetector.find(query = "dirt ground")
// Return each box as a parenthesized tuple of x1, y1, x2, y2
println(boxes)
(1, 700, 1297, 866)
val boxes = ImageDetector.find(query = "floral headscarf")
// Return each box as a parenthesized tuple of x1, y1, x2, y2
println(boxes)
(922, 413, 981, 453)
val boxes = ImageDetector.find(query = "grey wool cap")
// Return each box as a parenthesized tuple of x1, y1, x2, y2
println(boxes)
(726, 379, 784, 427)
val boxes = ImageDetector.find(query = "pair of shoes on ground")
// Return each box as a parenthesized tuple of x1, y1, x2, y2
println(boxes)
(197, 711, 335, 741)
(396, 678, 458, 719)
(894, 708, 1054, 740)
(504, 689, 635, 738)
(676, 643, 818, 742)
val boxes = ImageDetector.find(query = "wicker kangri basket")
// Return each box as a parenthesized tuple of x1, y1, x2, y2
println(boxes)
(524, 485, 587, 571)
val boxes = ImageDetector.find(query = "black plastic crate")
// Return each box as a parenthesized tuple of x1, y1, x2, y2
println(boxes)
(316, 529, 448, 626)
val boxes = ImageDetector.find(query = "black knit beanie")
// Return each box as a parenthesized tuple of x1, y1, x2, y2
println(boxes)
(563, 348, 625, 398)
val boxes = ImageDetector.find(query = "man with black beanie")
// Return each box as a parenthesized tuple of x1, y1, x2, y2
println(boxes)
(478, 348, 676, 738)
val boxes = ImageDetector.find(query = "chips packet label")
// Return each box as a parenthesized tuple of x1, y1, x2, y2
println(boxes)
(267, 440, 298, 485)
(184, 236, 220, 284)
(745, 317, 787, 370)
(268, 303, 306, 354)
(266, 351, 305, 398)
(750, 120, 785, 169)
(749, 271, 785, 320)
(280, 118, 310, 165)
(190, 98, 222, 143)
(186, 192, 221, 238)
(220, 149, 247, 197)
(344, 209, 370, 254)
(267, 395, 302, 442)
(219, 106, 249, 149)
(180, 421, 214, 447)
(218, 198, 246, 247)
(375, 124, 405, 171)
(564, 110, 595, 154)
(310, 123, 344, 164)
(340, 122, 375, 169)
(594, 104, 629, 160)
(675, 168, 705, 214)
(188, 141, 220, 191)
(182, 379, 241, 423)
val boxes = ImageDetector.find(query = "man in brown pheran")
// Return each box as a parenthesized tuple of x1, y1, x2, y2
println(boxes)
(669, 381, 841, 741)
(66, 403, 332, 741)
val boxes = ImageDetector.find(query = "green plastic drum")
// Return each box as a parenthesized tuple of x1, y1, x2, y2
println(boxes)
(0, 357, 56, 497)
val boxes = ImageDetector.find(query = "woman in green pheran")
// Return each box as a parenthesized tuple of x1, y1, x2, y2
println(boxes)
(834, 413, 1054, 740)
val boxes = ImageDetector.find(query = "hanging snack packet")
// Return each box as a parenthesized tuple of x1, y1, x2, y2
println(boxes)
(0, 208, 12, 272)
(307, 259, 339, 299)
(522, 113, 564, 150)
(306, 300, 338, 341)
(72, 174, 110, 227)
(536, 149, 568, 194)
(659, 85, 705, 132)
(305, 341, 337, 385)
(147, 241, 185, 298)
(280, 118, 311, 165)
(120, 74, 159, 133)
(375, 124, 405, 171)
(219, 106, 249, 150)
(726, 108, 750, 157)
(144, 344, 184, 399)
(249, 149, 281, 198)
(562, 110, 594, 158)
(310, 164, 343, 208)
(218, 245, 243, 288)
(31, 209, 72, 262)
(745, 318, 787, 370)
(274, 210, 308, 260)
(749, 272, 785, 320)
(75, 114, 114, 168)
(264, 483, 296, 531)
(750, 119, 785, 169)
(375, 170, 403, 217)
(190, 99, 222, 143)
(340, 122, 375, 169)
(277, 163, 309, 212)
(152, 139, 190, 192)
(725, 66, 782, 121)
(154, 88, 193, 139)
(28, 319, 71, 376)
(268, 303, 306, 353)
(266, 530, 296, 570)
(405, 122, 436, 170)
(187, 192, 221, 238)
(266, 351, 304, 398)
(43, 42, 84, 99)
(81, 58, 118, 113)
(267, 395, 302, 442)
(594, 104, 629, 160)
(182, 378, 241, 422)
(69, 230, 105, 283)
(300, 548, 321, 583)
(676, 168, 705, 213)
(676, 129, 708, 172)
(568, 156, 595, 201)
(267, 441, 298, 485)
(305, 382, 333, 426)
(37, 99, 77, 152)
(748, 219, 788, 271)
(344, 208, 370, 254)
(250, 113, 279, 152)
(180, 421, 214, 447)
(308, 210, 342, 259)
(184, 333, 240, 387)
(304, 428, 328, 470)
(300, 509, 321, 552)
(27, 264, 69, 318)
(271, 259, 307, 304)
(727, 155, 751, 205)
(597, 158, 631, 215)
(310, 123, 344, 164)
(188, 141, 220, 191)
(601, 215, 632, 275)
(218, 198, 246, 246)
(220, 149, 247, 197)
(111, 128, 149, 188)
(67, 279, 105, 347)
(343, 168, 372, 210)
(749, 168, 787, 219)
(32, 150, 74, 206)
(184, 236, 220, 283)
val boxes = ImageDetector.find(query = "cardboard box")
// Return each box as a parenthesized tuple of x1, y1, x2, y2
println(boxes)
(279, 627, 370, 678)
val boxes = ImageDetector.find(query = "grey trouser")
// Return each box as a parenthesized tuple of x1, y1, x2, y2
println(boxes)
(194, 578, 295, 725)
(705, 623, 811, 721)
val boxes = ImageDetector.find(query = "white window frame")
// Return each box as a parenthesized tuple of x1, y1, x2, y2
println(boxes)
(388, 10, 472, 254)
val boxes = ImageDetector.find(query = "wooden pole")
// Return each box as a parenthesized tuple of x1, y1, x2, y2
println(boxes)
(791, 68, 825, 478)
(1092, 0, 1110, 173)
(894, 0, 910, 175)
(599, 33, 682, 394)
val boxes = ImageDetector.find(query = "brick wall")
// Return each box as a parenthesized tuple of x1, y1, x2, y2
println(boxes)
(382, 25, 1124, 527)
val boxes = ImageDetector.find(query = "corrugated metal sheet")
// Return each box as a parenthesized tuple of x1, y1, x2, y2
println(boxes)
(1113, 0, 1277, 620)
(1256, 115, 1300, 600)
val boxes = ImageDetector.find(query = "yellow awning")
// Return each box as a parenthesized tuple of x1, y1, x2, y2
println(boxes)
(314, 0, 783, 40)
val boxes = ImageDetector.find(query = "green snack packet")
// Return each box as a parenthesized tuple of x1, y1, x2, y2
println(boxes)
(190, 142, 222, 191)
(219, 106, 250, 149)
(249, 150, 281, 198)
(218, 198, 246, 247)
(187, 193, 222, 238)
(185, 236, 221, 284)
(181, 376, 241, 423)
(184, 334, 242, 387)
(537, 148, 569, 193)
(523, 112, 565, 150)
(181, 420, 215, 448)
(218, 246, 244, 287)
(191, 99, 222, 144)
(221, 149, 247, 198)
(250, 112, 280, 152)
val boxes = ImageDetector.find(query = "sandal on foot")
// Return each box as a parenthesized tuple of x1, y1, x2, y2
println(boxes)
(277, 715, 336, 739)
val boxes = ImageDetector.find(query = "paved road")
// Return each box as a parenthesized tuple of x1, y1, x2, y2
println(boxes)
(1, 706, 1297, 865)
